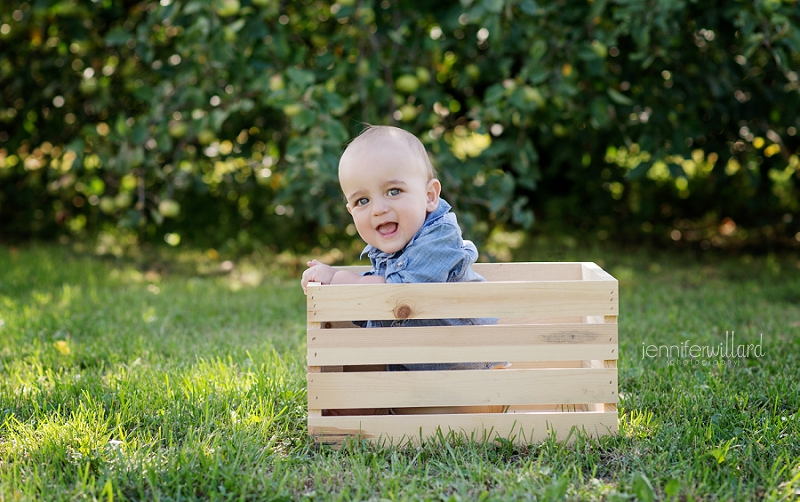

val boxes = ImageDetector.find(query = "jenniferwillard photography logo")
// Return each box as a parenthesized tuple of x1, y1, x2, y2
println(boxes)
(641, 331, 765, 367)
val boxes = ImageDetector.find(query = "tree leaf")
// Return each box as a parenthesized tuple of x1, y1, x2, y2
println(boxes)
(286, 67, 315, 88)
(519, 0, 539, 16)
(607, 88, 633, 106)
(482, 0, 505, 14)
(292, 109, 317, 132)
(105, 27, 131, 46)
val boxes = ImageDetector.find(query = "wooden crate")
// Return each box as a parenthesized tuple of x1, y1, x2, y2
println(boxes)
(307, 262, 619, 446)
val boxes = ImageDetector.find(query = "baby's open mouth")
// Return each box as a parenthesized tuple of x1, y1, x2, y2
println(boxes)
(377, 222, 398, 236)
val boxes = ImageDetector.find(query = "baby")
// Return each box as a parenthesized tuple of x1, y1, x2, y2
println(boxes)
(301, 125, 502, 371)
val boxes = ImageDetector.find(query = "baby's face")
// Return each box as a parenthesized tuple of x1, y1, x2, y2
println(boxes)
(339, 143, 440, 254)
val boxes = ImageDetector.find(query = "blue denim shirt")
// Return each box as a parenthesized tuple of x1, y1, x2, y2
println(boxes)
(361, 198, 485, 285)
(360, 198, 501, 371)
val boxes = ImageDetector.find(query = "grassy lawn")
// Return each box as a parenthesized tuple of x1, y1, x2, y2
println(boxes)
(1, 242, 799, 501)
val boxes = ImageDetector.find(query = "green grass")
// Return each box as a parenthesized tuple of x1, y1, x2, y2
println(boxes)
(1, 242, 799, 501)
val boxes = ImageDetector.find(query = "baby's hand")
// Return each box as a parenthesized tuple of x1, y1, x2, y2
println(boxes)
(301, 260, 338, 295)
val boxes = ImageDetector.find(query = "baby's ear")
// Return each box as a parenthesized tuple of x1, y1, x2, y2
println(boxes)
(426, 178, 441, 212)
(342, 193, 353, 214)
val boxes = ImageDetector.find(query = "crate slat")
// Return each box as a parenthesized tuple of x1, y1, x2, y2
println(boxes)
(307, 368, 617, 409)
(309, 411, 619, 446)
(473, 262, 586, 281)
(581, 262, 617, 282)
(308, 323, 618, 366)
(308, 280, 618, 322)
(334, 262, 587, 282)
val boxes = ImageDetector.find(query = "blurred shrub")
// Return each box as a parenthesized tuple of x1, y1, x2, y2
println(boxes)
(1, 0, 798, 251)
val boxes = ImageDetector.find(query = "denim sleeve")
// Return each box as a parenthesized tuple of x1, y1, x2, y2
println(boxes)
(384, 221, 475, 284)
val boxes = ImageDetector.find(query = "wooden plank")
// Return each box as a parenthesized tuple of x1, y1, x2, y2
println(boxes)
(582, 265, 618, 327)
(308, 366, 322, 418)
(309, 411, 619, 446)
(308, 280, 618, 322)
(312, 316, 592, 328)
(307, 317, 323, 419)
(473, 262, 584, 281)
(308, 323, 618, 366)
(582, 356, 619, 412)
(602, 359, 618, 412)
(506, 404, 591, 413)
(586, 310, 619, 412)
(581, 262, 617, 282)
(498, 316, 584, 325)
(307, 368, 617, 409)
(506, 361, 586, 369)
(331, 262, 586, 282)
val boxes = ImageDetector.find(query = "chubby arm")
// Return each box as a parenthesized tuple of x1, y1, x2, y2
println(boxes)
(301, 259, 385, 294)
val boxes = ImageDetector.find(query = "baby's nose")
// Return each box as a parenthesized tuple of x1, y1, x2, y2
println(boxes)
(372, 198, 389, 214)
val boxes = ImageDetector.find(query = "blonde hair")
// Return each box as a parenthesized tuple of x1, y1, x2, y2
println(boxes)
(343, 125, 437, 180)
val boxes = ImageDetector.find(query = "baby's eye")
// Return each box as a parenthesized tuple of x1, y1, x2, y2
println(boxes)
(355, 197, 369, 206)
(388, 188, 401, 196)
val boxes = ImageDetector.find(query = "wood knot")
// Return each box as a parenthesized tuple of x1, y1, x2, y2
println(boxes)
(324, 322, 332, 329)
(394, 304, 412, 319)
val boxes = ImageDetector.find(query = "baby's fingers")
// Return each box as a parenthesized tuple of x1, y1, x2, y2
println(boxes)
(300, 269, 314, 295)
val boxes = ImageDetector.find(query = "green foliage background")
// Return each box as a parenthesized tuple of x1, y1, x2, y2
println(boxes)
(1, 0, 799, 252)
